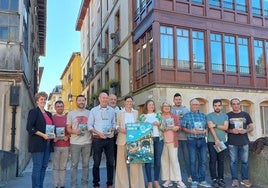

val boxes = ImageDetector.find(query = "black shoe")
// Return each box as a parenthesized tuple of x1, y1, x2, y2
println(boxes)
(217, 179, 226, 188)
(212, 179, 218, 188)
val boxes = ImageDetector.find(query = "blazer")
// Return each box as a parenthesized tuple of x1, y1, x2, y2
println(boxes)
(116, 109, 138, 146)
(26, 107, 54, 153)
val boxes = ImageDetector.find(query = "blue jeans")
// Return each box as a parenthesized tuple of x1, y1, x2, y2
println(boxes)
(228, 144, 249, 180)
(92, 138, 114, 187)
(207, 142, 226, 180)
(178, 140, 191, 179)
(188, 138, 207, 182)
(145, 137, 163, 182)
(31, 141, 51, 188)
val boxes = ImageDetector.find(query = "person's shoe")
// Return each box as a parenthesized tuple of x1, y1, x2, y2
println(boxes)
(147, 182, 153, 188)
(107, 186, 113, 188)
(232, 180, 239, 187)
(191, 181, 198, 188)
(212, 179, 218, 188)
(162, 181, 173, 187)
(188, 176, 192, 183)
(241, 180, 252, 187)
(199, 181, 211, 187)
(217, 179, 226, 187)
(177, 180, 187, 188)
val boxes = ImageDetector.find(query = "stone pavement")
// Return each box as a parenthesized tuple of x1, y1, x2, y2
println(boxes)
(1, 154, 265, 188)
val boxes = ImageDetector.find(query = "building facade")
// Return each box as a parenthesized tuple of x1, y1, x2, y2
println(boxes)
(60, 52, 82, 112)
(47, 85, 62, 114)
(76, 0, 132, 107)
(0, 0, 47, 173)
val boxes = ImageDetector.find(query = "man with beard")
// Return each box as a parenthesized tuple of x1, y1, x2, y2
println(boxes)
(207, 99, 228, 188)
(66, 95, 91, 188)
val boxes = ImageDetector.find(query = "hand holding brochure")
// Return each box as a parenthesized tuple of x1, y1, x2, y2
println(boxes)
(56, 127, 65, 139)
(213, 141, 227, 153)
(46, 124, 55, 139)
(78, 124, 87, 136)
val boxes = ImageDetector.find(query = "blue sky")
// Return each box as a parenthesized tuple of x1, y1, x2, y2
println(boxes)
(39, 0, 82, 94)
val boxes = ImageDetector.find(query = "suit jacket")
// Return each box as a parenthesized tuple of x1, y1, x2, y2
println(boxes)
(116, 109, 138, 146)
(26, 107, 54, 153)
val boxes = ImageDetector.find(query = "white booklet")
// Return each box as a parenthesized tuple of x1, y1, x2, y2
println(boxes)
(213, 141, 227, 153)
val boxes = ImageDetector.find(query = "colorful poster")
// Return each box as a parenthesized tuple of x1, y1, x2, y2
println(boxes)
(126, 122, 153, 164)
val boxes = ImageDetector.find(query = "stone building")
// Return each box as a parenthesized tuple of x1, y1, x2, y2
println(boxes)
(0, 0, 47, 174)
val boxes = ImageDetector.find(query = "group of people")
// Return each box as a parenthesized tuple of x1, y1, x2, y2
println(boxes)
(26, 91, 254, 188)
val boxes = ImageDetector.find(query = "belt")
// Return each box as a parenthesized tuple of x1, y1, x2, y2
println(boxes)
(188, 137, 205, 140)
(92, 135, 114, 139)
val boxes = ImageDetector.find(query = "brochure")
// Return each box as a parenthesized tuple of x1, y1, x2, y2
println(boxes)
(213, 141, 227, 153)
(56, 127, 65, 139)
(162, 118, 174, 130)
(194, 122, 204, 131)
(46, 124, 55, 139)
(103, 125, 113, 137)
(78, 124, 87, 136)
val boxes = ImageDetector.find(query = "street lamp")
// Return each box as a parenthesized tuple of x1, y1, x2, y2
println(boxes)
(95, 52, 131, 65)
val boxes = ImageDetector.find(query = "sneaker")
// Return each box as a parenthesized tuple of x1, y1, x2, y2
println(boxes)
(188, 176, 193, 183)
(199, 181, 211, 187)
(217, 179, 226, 187)
(232, 180, 239, 187)
(162, 181, 173, 188)
(212, 179, 218, 188)
(241, 180, 252, 187)
(177, 181, 187, 188)
(191, 181, 198, 188)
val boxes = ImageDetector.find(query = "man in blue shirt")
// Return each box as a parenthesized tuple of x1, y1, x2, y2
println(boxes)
(181, 98, 211, 188)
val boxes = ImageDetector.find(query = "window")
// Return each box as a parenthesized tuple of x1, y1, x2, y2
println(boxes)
(236, 0, 246, 12)
(209, 0, 220, 7)
(252, 0, 261, 16)
(136, 49, 141, 77)
(0, 14, 19, 41)
(177, 28, 190, 69)
(260, 102, 268, 135)
(192, 31, 205, 70)
(210, 34, 223, 71)
(148, 30, 153, 70)
(238, 37, 249, 74)
(264, 0, 268, 17)
(0, 0, 18, 11)
(223, 0, 234, 10)
(254, 40, 265, 75)
(224, 36, 236, 72)
(142, 42, 147, 75)
(192, 0, 203, 4)
(160, 26, 174, 67)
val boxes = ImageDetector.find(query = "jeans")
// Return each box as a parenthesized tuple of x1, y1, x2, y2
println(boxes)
(92, 138, 114, 187)
(188, 138, 207, 182)
(177, 140, 191, 179)
(207, 142, 226, 180)
(70, 143, 91, 188)
(228, 144, 249, 180)
(52, 146, 69, 188)
(31, 141, 51, 188)
(145, 137, 163, 182)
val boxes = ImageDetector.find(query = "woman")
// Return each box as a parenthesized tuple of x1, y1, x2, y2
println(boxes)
(139, 99, 163, 188)
(115, 96, 145, 188)
(26, 92, 54, 188)
(160, 101, 186, 188)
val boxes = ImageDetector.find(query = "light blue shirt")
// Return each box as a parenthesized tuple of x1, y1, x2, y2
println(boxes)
(88, 105, 116, 134)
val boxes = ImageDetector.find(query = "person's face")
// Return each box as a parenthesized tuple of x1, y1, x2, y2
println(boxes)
(190, 100, 200, 112)
(231, 99, 241, 112)
(213, 102, 222, 113)
(162, 103, 171, 113)
(55, 102, 64, 115)
(76, 96, 86, 109)
(147, 101, 155, 113)
(99, 93, 109, 107)
(36, 96, 47, 108)
(173, 96, 182, 107)
(124, 98, 133, 109)
(109, 95, 117, 108)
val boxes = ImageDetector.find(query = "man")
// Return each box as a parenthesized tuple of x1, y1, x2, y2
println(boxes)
(181, 98, 211, 188)
(52, 100, 70, 188)
(89, 92, 116, 188)
(66, 95, 91, 188)
(108, 93, 121, 170)
(227, 98, 254, 187)
(207, 99, 228, 188)
(171, 93, 191, 182)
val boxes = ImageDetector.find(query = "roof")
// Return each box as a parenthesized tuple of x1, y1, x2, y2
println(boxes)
(75, 0, 90, 31)
(37, 0, 47, 56)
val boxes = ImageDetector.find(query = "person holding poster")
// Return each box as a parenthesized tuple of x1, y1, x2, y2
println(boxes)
(139, 99, 163, 188)
(160, 101, 186, 188)
(115, 96, 145, 188)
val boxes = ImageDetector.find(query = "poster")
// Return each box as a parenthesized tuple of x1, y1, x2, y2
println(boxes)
(126, 122, 153, 164)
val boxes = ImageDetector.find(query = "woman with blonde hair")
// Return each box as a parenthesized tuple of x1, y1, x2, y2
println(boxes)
(160, 101, 186, 188)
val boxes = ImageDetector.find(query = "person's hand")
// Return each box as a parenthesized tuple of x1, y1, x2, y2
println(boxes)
(238, 129, 247, 134)
(118, 127, 127, 134)
(215, 139, 221, 147)
(72, 129, 81, 135)
(153, 121, 160, 128)
(98, 132, 107, 139)
(53, 137, 59, 142)
(207, 121, 215, 128)
(42, 134, 49, 140)
(63, 136, 69, 141)
(232, 128, 240, 134)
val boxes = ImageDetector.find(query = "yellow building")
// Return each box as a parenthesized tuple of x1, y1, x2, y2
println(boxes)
(60, 52, 82, 112)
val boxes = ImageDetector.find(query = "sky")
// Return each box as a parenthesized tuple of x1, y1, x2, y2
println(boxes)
(39, 0, 82, 94)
